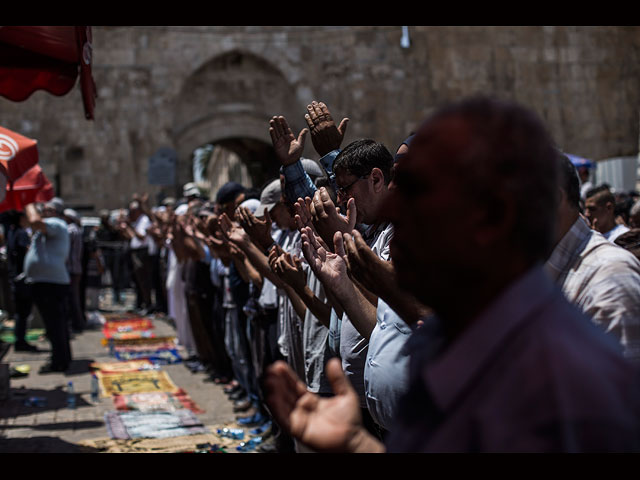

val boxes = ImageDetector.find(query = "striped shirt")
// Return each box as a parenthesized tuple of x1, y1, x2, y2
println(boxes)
(545, 216, 640, 365)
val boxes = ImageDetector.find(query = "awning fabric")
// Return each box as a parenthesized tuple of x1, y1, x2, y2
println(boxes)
(0, 125, 39, 183)
(0, 163, 55, 212)
(0, 26, 96, 119)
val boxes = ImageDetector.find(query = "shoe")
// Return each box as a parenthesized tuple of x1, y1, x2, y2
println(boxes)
(208, 374, 230, 384)
(233, 399, 253, 412)
(10, 365, 31, 378)
(228, 389, 247, 401)
(237, 412, 267, 427)
(257, 441, 278, 453)
(223, 381, 240, 394)
(249, 421, 272, 436)
(186, 361, 206, 373)
(14, 342, 39, 352)
(38, 363, 67, 374)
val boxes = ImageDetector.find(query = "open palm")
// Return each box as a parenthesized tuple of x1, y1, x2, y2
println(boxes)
(269, 115, 308, 166)
(265, 359, 364, 452)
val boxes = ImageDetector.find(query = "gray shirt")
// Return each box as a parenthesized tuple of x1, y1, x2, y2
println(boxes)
(24, 217, 70, 285)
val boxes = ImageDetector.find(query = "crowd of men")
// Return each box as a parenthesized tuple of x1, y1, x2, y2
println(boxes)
(2, 96, 640, 452)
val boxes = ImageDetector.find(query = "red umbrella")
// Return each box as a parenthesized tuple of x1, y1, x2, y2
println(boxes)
(0, 163, 55, 213)
(0, 125, 39, 183)
(0, 26, 96, 119)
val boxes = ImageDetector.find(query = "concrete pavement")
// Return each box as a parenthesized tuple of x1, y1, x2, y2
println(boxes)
(0, 290, 254, 453)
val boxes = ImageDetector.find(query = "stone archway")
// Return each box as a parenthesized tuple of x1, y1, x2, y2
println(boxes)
(172, 49, 306, 196)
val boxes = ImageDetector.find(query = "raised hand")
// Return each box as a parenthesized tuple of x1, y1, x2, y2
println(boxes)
(236, 205, 274, 251)
(269, 115, 308, 167)
(264, 358, 382, 453)
(228, 242, 247, 261)
(301, 227, 352, 298)
(343, 229, 395, 297)
(294, 197, 314, 231)
(310, 187, 357, 250)
(305, 101, 349, 157)
(218, 213, 251, 248)
(269, 245, 308, 293)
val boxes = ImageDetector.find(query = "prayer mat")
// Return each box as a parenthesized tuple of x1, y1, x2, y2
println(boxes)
(90, 359, 155, 373)
(101, 329, 156, 341)
(104, 318, 154, 331)
(112, 388, 204, 414)
(113, 348, 182, 365)
(97, 370, 180, 397)
(102, 335, 176, 347)
(104, 410, 208, 440)
(102, 312, 142, 320)
(78, 431, 235, 453)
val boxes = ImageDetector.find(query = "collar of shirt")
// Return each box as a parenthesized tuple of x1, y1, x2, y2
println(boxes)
(544, 216, 592, 283)
(421, 265, 556, 413)
(362, 221, 390, 246)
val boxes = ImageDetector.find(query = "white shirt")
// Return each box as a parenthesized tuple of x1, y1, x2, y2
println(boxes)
(129, 214, 154, 253)
(604, 223, 630, 243)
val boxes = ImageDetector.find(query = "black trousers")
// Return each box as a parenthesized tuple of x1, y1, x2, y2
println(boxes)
(67, 273, 86, 331)
(31, 282, 72, 370)
(10, 279, 33, 344)
(130, 248, 152, 308)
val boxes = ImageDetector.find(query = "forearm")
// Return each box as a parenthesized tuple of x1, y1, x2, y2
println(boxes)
(353, 278, 378, 307)
(347, 428, 386, 454)
(240, 240, 286, 289)
(25, 204, 46, 232)
(234, 256, 263, 289)
(291, 284, 332, 328)
(334, 281, 377, 340)
(174, 231, 203, 260)
(322, 278, 376, 340)
(282, 161, 318, 205)
(281, 284, 308, 321)
(324, 288, 345, 319)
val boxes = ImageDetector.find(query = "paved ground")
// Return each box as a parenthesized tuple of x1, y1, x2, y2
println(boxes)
(0, 290, 246, 453)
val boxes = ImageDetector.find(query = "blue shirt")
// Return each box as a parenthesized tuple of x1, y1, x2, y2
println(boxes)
(24, 217, 70, 285)
(282, 150, 339, 204)
(364, 299, 412, 431)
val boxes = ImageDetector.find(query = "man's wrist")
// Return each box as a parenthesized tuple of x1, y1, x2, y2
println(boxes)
(347, 427, 386, 453)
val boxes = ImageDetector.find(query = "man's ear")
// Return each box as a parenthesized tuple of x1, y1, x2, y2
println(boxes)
(370, 168, 386, 192)
(605, 201, 615, 213)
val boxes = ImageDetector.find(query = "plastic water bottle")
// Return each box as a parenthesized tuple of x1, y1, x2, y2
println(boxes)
(236, 436, 262, 452)
(90, 374, 99, 402)
(216, 427, 244, 440)
(66, 381, 76, 409)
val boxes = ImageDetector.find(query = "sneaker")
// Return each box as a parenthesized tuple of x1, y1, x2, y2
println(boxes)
(237, 412, 267, 427)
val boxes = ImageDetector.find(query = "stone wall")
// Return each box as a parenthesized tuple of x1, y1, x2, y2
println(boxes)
(0, 26, 638, 212)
